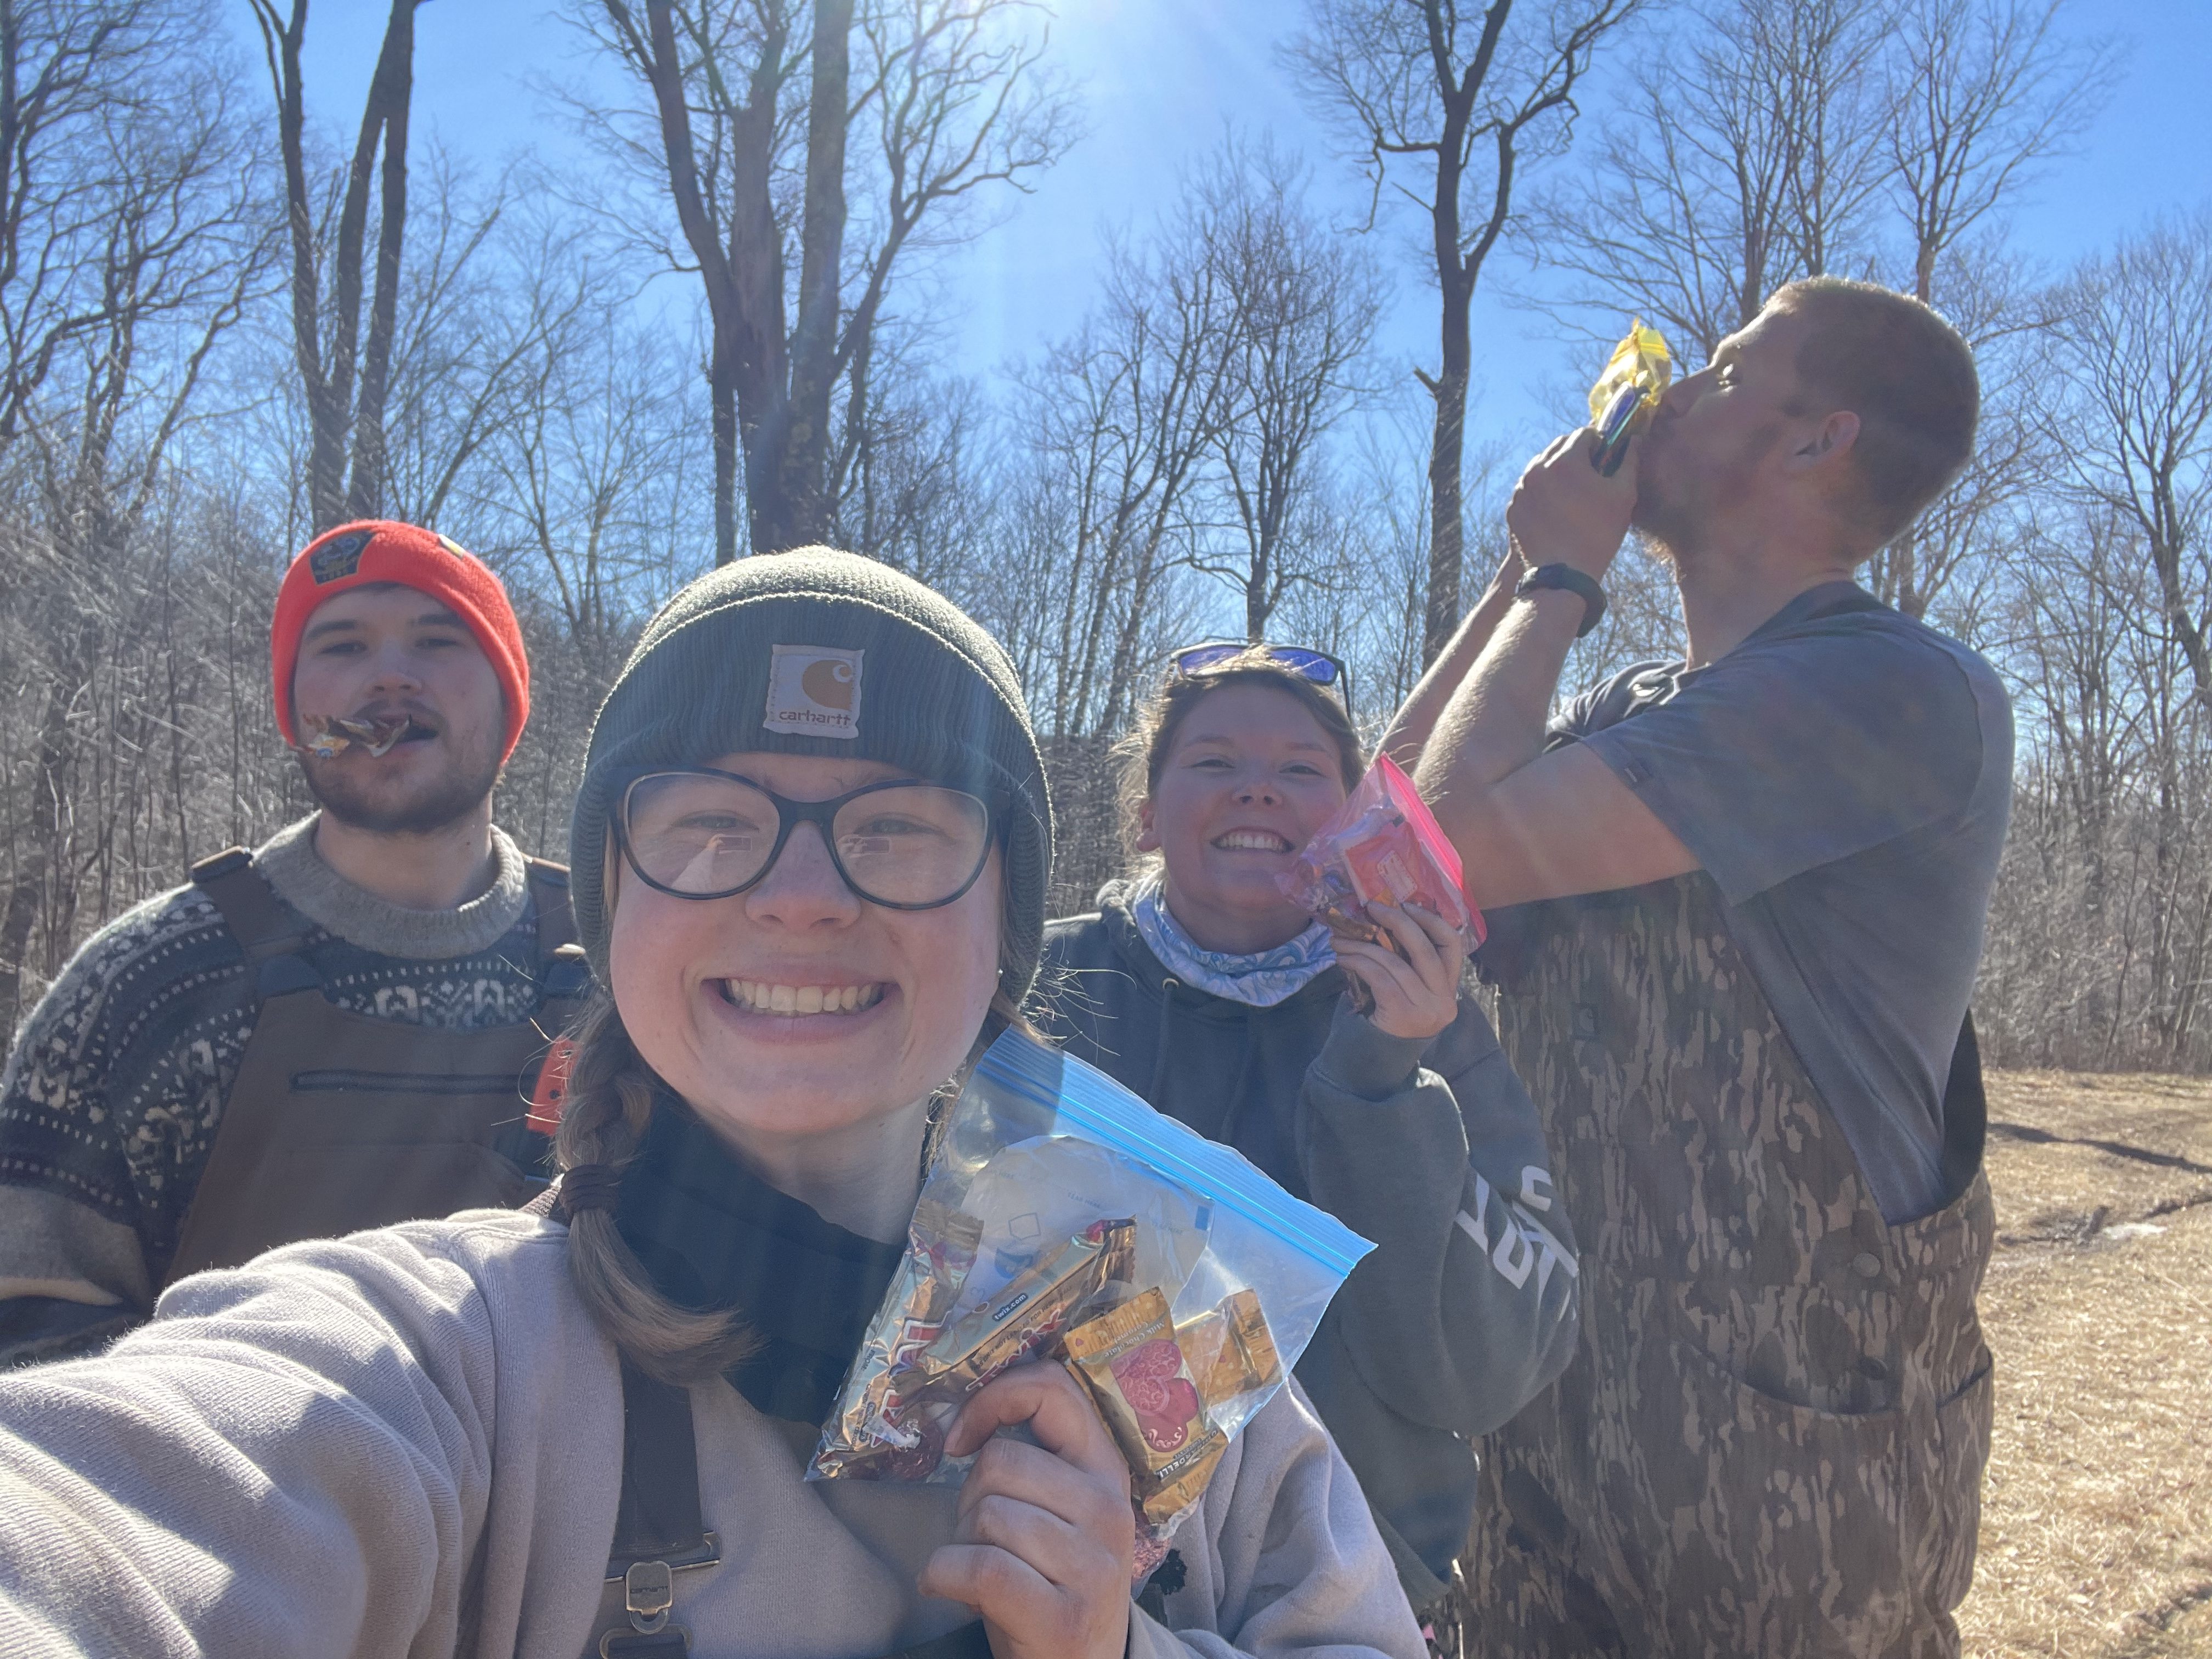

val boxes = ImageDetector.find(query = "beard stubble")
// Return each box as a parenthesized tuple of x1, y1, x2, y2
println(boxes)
(298, 734, 503, 836)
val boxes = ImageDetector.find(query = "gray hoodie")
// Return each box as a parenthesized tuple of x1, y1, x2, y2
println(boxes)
(1039, 883, 1580, 1606)
(0, 1208, 1425, 1659)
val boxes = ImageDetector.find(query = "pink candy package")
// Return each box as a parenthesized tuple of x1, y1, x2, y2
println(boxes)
(1278, 754, 1485, 951)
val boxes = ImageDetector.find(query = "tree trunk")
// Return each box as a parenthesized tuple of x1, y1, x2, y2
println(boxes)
(776, 0, 852, 551)
(346, 0, 420, 523)
(712, 358, 740, 566)
(255, 0, 421, 533)
(1425, 354, 1468, 664)
(0, 619, 93, 1032)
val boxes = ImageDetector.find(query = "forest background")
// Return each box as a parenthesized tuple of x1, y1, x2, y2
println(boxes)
(2, 0, 2209, 1077)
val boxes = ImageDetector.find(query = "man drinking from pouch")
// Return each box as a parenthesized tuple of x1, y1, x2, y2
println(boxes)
(0, 521, 586, 1365)
(1390, 278, 2012, 1656)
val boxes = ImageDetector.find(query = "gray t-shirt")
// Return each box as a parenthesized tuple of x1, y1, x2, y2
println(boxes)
(1547, 583, 2013, 1223)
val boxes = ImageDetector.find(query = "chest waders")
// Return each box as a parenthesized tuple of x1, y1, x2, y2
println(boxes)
(589, 1362, 992, 1659)
(161, 848, 591, 1287)
(1462, 874, 1994, 1659)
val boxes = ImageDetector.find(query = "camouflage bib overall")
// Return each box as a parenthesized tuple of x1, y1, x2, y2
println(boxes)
(1465, 873, 1994, 1658)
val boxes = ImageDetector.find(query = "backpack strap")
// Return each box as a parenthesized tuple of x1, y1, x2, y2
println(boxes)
(525, 857, 578, 958)
(599, 1359, 721, 1656)
(522, 857, 591, 1018)
(521, 859, 591, 1138)
(190, 848, 321, 1000)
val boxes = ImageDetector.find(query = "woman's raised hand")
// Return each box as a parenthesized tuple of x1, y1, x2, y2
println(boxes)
(918, 1361, 1136, 1659)
(1331, 902, 1469, 1041)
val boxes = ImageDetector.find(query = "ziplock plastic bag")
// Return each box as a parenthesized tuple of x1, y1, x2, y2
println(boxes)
(808, 1029, 1373, 1535)
(1278, 753, 1485, 951)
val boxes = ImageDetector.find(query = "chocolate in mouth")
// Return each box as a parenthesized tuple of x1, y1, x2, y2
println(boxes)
(300, 713, 416, 759)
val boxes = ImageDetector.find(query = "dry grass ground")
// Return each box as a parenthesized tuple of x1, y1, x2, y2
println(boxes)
(1961, 1070, 2212, 1657)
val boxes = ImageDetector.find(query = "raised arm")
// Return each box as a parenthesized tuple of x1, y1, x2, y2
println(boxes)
(1413, 432, 1696, 909)
(1378, 544, 1523, 772)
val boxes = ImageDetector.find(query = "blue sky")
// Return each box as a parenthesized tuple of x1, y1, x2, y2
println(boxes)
(247, 0, 2211, 470)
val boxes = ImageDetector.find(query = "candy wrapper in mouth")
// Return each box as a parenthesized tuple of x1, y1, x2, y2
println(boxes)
(809, 1029, 1375, 1543)
(1587, 319, 1672, 476)
(1277, 753, 1483, 955)
(300, 713, 414, 759)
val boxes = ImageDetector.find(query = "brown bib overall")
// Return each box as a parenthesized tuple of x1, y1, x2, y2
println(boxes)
(1465, 874, 1994, 1659)
(161, 848, 590, 1287)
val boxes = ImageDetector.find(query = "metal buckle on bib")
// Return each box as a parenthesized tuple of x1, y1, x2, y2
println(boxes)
(597, 1559, 690, 1656)
(625, 1560, 674, 1633)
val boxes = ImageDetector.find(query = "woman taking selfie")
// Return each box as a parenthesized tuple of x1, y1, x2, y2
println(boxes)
(0, 556, 1421, 1659)
(1037, 646, 1579, 1617)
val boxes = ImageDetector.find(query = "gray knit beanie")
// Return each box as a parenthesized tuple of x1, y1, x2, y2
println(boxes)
(570, 548, 1053, 1001)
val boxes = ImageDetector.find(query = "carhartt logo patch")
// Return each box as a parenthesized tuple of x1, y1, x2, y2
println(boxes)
(309, 529, 373, 584)
(765, 645, 862, 738)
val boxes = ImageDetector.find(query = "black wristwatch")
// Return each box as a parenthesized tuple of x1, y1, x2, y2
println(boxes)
(1515, 563, 1608, 638)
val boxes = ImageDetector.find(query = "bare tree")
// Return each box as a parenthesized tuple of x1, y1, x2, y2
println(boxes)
(1868, 0, 2115, 614)
(1288, 0, 1644, 663)
(828, 352, 992, 592)
(1516, 0, 1892, 364)
(1183, 140, 1383, 642)
(374, 180, 604, 532)
(470, 291, 710, 676)
(0, 0, 228, 453)
(2042, 211, 2212, 720)
(248, 0, 427, 530)
(0, 2, 273, 1026)
(1886, 0, 2114, 305)
(579, 0, 1071, 563)
(1013, 223, 1244, 739)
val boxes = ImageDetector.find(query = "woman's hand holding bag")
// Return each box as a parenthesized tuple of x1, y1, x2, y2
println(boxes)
(1331, 902, 1470, 1041)
(919, 1362, 1135, 1659)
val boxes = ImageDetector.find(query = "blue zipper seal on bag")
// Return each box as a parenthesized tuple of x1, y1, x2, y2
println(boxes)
(973, 1030, 1374, 1279)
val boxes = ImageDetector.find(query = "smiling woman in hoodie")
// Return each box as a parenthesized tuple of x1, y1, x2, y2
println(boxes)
(1036, 648, 1581, 1622)
(0, 557, 1424, 1659)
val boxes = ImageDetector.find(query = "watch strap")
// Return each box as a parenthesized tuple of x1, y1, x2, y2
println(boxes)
(1515, 563, 1608, 639)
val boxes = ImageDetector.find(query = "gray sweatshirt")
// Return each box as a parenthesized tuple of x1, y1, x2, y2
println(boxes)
(0, 1209, 1425, 1659)
(1040, 885, 1581, 1605)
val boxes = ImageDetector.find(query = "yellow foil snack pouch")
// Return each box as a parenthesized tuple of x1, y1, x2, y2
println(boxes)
(1176, 1288, 1282, 1409)
(1065, 1287, 1229, 1526)
(1587, 319, 1672, 474)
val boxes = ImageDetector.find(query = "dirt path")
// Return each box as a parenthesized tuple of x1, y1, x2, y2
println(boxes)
(1962, 1072, 2212, 1657)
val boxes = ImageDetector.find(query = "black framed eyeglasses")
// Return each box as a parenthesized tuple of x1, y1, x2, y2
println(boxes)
(614, 769, 994, 910)
(1167, 641, 1353, 715)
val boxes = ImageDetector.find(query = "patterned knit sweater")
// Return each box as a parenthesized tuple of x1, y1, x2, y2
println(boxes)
(0, 816, 551, 1363)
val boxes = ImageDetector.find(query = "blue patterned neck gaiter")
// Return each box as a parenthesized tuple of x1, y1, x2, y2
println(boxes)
(1128, 870, 1336, 1008)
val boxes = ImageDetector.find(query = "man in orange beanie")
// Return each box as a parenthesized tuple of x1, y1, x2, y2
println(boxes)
(0, 523, 587, 1365)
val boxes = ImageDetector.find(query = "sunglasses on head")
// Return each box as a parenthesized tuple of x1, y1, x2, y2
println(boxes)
(1166, 641, 1353, 715)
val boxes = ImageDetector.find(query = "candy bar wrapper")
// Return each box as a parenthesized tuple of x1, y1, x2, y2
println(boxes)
(1587, 319, 1672, 473)
(811, 1197, 982, 1481)
(1065, 1289, 1229, 1526)
(300, 713, 411, 759)
(909, 1218, 1135, 1403)
(1176, 1288, 1282, 1409)
(1278, 754, 1483, 952)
